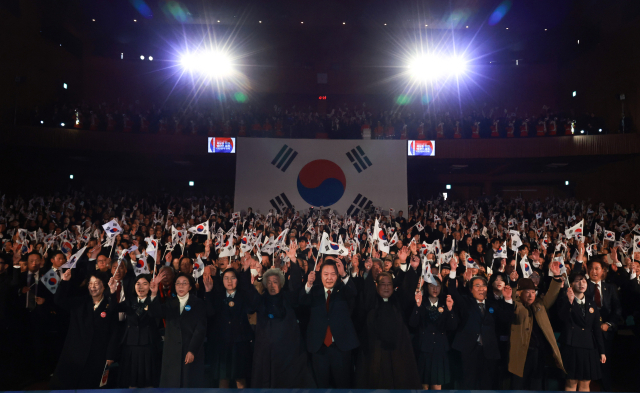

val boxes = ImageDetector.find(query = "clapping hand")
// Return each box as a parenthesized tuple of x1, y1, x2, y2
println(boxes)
(445, 294, 454, 311)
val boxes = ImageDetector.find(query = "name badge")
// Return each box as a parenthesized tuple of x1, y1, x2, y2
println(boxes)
(488, 307, 494, 314)
(437, 307, 444, 313)
(184, 305, 191, 311)
(589, 307, 594, 314)
(268, 313, 274, 319)
(100, 312, 106, 318)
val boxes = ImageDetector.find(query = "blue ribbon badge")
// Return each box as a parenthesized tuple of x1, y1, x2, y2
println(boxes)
(488, 307, 494, 314)
(184, 305, 191, 311)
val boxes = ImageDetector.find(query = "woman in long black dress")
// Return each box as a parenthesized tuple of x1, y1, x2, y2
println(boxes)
(50, 270, 119, 389)
(204, 262, 256, 388)
(148, 271, 208, 388)
(247, 245, 315, 388)
(355, 271, 422, 389)
(557, 271, 606, 392)
(108, 274, 161, 388)
(409, 276, 458, 390)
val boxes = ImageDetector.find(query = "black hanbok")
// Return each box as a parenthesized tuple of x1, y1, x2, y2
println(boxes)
(49, 281, 119, 389)
(250, 263, 315, 388)
(354, 273, 421, 389)
(148, 292, 208, 387)
(205, 269, 256, 382)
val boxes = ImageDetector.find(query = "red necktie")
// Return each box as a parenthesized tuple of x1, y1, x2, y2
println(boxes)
(323, 290, 333, 347)
(594, 284, 602, 308)
(116, 282, 123, 303)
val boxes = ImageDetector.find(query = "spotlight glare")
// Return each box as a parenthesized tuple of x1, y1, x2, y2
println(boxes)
(565, 181, 569, 186)
(599, 128, 602, 132)
(148, 56, 153, 61)
(140, 55, 145, 60)
(580, 130, 585, 134)
(70, 175, 74, 180)
(446, 184, 452, 190)
(180, 51, 234, 78)
(189, 181, 194, 186)
(61, 123, 65, 127)
(408, 55, 466, 81)
(40, 120, 44, 124)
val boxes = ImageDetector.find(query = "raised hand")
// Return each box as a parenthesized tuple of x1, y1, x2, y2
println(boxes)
(364, 257, 373, 271)
(410, 255, 420, 270)
(445, 294, 454, 311)
(566, 287, 575, 304)
(286, 243, 298, 261)
(503, 285, 513, 301)
(306, 271, 316, 287)
(409, 241, 417, 255)
(336, 259, 346, 277)
(509, 270, 519, 282)
(149, 276, 159, 296)
(108, 277, 118, 294)
(415, 291, 423, 307)
(450, 256, 458, 272)
(398, 246, 408, 262)
(61, 269, 72, 281)
(550, 260, 561, 276)
(203, 273, 214, 292)
(90, 244, 101, 259)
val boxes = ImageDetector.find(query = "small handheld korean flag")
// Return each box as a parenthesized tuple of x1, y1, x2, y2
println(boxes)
(274, 228, 289, 246)
(633, 235, 640, 254)
(565, 219, 584, 241)
(193, 256, 205, 279)
(373, 219, 390, 253)
(465, 256, 480, 269)
(509, 230, 523, 251)
(102, 219, 122, 238)
(219, 237, 236, 258)
(415, 221, 425, 232)
(40, 268, 60, 294)
(604, 230, 616, 242)
(145, 238, 158, 263)
(134, 254, 150, 276)
(520, 258, 532, 279)
(422, 263, 438, 286)
(494, 241, 507, 259)
(389, 232, 399, 247)
(319, 232, 349, 256)
(61, 246, 87, 269)
(240, 234, 252, 253)
(188, 221, 209, 236)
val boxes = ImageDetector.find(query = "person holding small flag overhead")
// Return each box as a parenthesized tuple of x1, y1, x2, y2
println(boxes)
(108, 274, 161, 388)
(409, 271, 458, 390)
(557, 269, 606, 391)
(148, 271, 208, 388)
(203, 255, 256, 388)
(299, 257, 359, 388)
(508, 261, 565, 390)
(447, 257, 514, 390)
(50, 270, 119, 389)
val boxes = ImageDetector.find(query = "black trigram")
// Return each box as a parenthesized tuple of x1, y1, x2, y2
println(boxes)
(271, 145, 298, 172)
(269, 193, 293, 214)
(346, 146, 372, 173)
(346, 194, 373, 216)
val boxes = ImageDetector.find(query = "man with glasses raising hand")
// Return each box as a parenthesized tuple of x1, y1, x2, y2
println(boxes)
(447, 257, 514, 390)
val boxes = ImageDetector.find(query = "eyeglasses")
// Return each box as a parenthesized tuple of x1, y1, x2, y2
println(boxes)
(175, 282, 190, 287)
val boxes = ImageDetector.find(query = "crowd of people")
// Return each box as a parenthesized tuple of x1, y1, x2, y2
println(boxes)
(1, 192, 639, 391)
(28, 98, 613, 139)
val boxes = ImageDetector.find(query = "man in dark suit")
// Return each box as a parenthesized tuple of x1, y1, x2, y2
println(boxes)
(585, 256, 623, 390)
(484, 238, 501, 268)
(447, 257, 514, 389)
(299, 258, 359, 388)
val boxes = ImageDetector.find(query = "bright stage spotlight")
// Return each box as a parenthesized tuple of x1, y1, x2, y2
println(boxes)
(180, 51, 234, 78)
(408, 55, 466, 81)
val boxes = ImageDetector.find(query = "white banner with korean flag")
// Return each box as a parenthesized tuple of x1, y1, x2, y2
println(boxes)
(234, 138, 408, 215)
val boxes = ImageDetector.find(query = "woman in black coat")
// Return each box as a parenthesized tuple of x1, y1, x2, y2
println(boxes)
(203, 263, 256, 388)
(354, 271, 422, 389)
(557, 271, 606, 392)
(148, 271, 208, 388)
(50, 270, 119, 389)
(248, 247, 315, 388)
(108, 274, 161, 388)
(409, 276, 458, 390)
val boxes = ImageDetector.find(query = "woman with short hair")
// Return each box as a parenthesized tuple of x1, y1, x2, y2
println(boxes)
(203, 257, 255, 388)
(148, 272, 208, 388)
(50, 271, 119, 389)
(249, 245, 315, 387)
